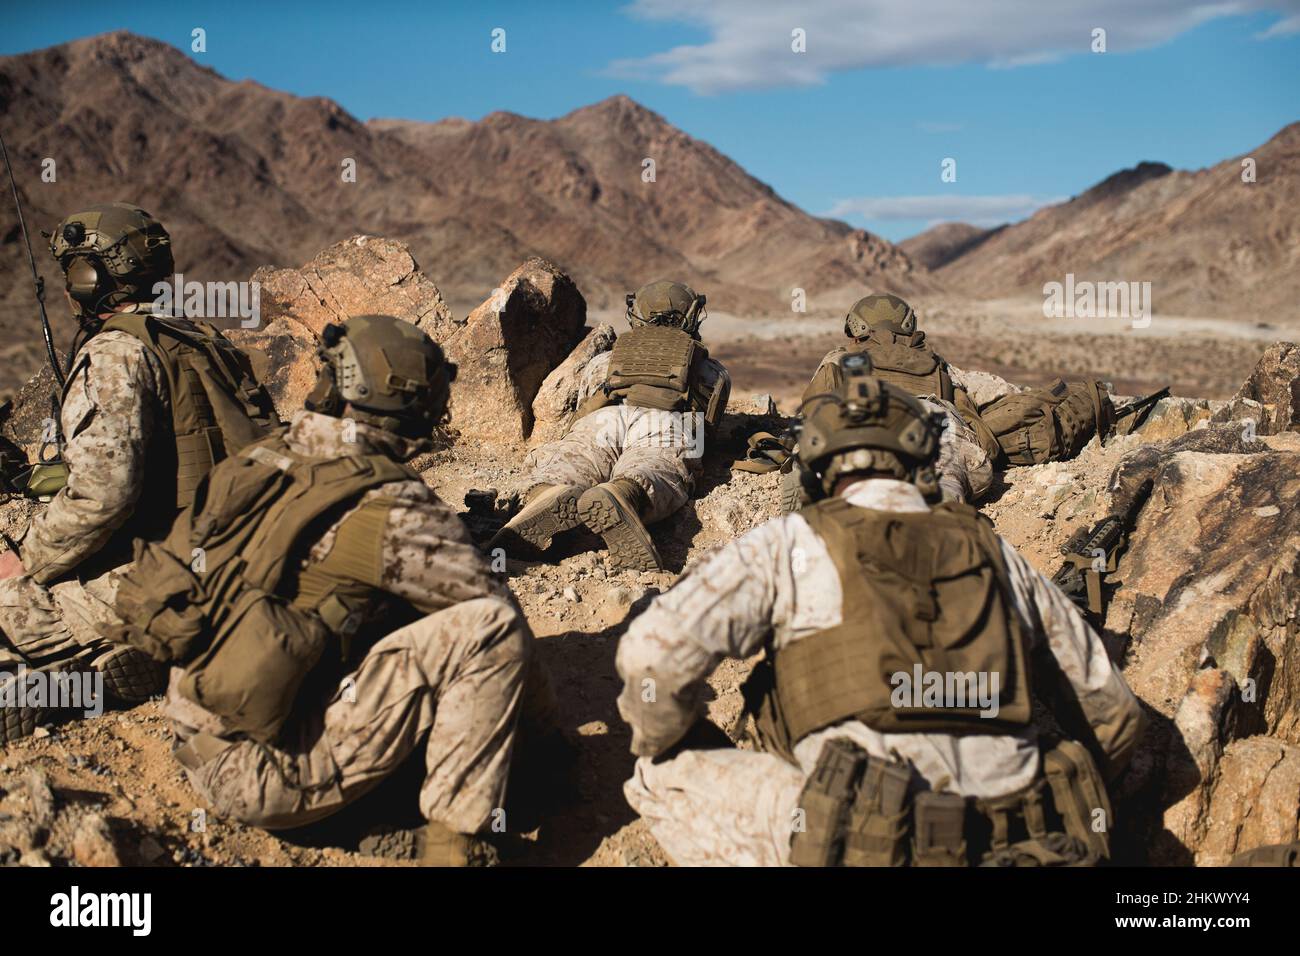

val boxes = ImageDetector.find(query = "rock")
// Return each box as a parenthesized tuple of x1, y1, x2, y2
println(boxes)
(22, 770, 55, 828)
(71, 813, 123, 867)
(1103, 440, 1300, 862)
(444, 258, 587, 444)
(253, 235, 457, 340)
(138, 836, 167, 863)
(0, 356, 69, 454)
(562, 586, 580, 603)
(1132, 397, 1217, 443)
(18, 849, 51, 867)
(1231, 341, 1300, 435)
(225, 318, 320, 420)
(1195, 737, 1300, 866)
(529, 323, 616, 445)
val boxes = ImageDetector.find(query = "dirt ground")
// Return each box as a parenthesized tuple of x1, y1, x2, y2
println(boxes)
(0, 296, 1290, 867)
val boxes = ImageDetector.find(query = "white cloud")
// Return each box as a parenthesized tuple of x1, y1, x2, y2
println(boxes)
(611, 0, 1300, 93)
(826, 193, 1064, 226)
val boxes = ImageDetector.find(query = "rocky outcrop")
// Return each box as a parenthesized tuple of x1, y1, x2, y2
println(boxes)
(253, 236, 457, 341)
(529, 323, 617, 445)
(444, 258, 588, 444)
(1232, 341, 1300, 436)
(226, 318, 320, 421)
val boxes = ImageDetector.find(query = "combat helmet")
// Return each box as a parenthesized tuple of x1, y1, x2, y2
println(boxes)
(48, 202, 173, 321)
(626, 280, 707, 336)
(796, 352, 942, 498)
(844, 293, 917, 340)
(304, 314, 457, 441)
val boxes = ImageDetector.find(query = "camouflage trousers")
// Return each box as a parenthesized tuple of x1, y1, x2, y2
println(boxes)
(173, 596, 531, 835)
(0, 569, 123, 671)
(520, 405, 701, 524)
(625, 748, 806, 866)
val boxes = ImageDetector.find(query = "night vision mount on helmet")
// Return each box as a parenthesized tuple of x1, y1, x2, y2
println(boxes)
(625, 280, 707, 337)
(304, 314, 456, 441)
(47, 203, 173, 322)
(796, 353, 942, 497)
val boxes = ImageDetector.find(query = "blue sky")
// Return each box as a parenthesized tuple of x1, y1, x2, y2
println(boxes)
(2, 0, 1297, 241)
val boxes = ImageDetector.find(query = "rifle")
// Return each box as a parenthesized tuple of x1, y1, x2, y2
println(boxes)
(1050, 472, 1157, 625)
(1113, 386, 1170, 429)
(1051, 517, 1126, 623)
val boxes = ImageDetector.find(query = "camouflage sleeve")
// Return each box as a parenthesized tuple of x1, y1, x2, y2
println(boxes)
(576, 350, 612, 405)
(20, 332, 164, 583)
(370, 481, 508, 614)
(616, 520, 786, 757)
(999, 539, 1146, 778)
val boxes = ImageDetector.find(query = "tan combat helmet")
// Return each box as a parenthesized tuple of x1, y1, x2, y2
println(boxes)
(844, 293, 918, 340)
(48, 202, 173, 321)
(305, 314, 457, 440)
(626, 279, 707, 336)
(796, 352, 942, 498)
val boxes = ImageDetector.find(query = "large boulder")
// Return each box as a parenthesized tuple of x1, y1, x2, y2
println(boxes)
(253, 235, 458, 341)
(529, 323, 616, 445)
(1102, 436, 1300, 863)
(1231, 340, 1300, 436)
(226, 318, 320, 421)
(444, 258, 587, 444)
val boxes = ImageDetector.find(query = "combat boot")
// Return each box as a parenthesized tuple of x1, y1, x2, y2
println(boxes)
(92, 644, 167, 703)
(418, 821, 500, 867)
(488, 483, 584, 558)
(578, 479, 663, 571)
(0, 672, 41, 745)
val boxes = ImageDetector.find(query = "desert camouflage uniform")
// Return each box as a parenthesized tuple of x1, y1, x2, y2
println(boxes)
(801, 347, 1017, 504)
(0, 330, 170, 671)
(166, 411, 535, 835)
(517, 350, 731, 524)
(617, 478, 1144, 866)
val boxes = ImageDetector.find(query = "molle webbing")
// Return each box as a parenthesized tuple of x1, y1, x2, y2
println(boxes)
(857, 333, 953, 402)
(99, 313, 275, 509)
(603, 324, 706, 412)
(771, 497, 1031, 741)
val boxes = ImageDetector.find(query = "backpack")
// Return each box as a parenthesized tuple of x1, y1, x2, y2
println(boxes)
(856, 331, 955, 402)
(597, 325, 707, 412)
(979, 380, 1114, 466)
(748, 497, 1032, 754)
(108, 432, 415, 742)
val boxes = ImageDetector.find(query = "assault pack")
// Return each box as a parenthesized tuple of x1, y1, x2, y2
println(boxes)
(744, 496, 1032, 759)
(82, 313, 278, 509)
(811, 332, 955, 405)
(109, 433, 416, 743)
(581, 324, 728, 427)
(977, 379, 1114, 466)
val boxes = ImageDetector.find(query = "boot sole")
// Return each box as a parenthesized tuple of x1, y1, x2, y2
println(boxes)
(489, 487, 582, 556)
(93, 646, 166, 703)
(0, 698, 41, 746)
(578, 487, 663, 572)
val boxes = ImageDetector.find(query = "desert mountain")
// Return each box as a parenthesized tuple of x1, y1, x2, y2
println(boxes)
(935, 131, 1300, 320)
(898, 221, 999, 270)
(0, 30, 931, 392)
